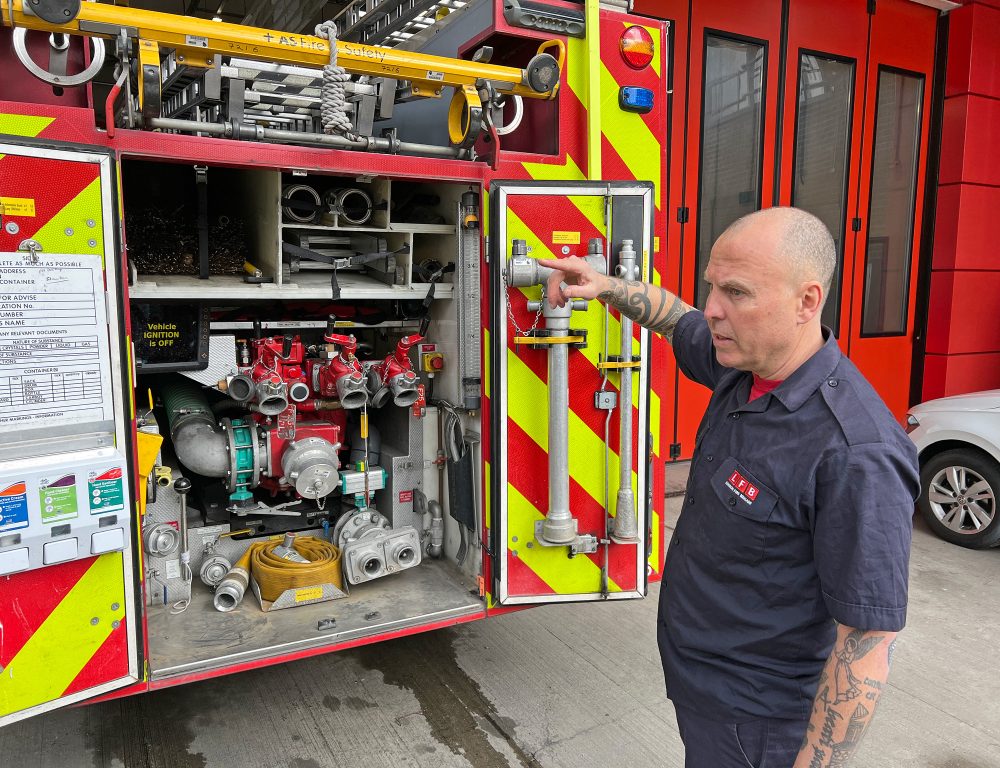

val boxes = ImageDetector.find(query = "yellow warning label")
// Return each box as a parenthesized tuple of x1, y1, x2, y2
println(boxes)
(552, 231, 580, 245)
(295, 586, 324, 602)
(0, 197, 35, 217)
(654, 236, 661, 252)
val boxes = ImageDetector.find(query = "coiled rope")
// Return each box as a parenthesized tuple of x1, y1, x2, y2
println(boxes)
(314, 21, 359, 141)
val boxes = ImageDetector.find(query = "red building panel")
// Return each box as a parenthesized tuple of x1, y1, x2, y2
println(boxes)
(926, 271, 1000, 355)
(933, 184, 1000, 271)
(945, 4, 1000, 99)
(923, 352, 1000, 400)
(938, 95, 1000, 186)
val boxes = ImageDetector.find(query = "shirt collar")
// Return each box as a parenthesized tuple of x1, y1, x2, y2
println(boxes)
(737, 328, 842, 413)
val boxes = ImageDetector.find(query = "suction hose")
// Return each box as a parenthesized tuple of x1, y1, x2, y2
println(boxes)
(162, 376, 229, 478)
(214, 535, 343, 611)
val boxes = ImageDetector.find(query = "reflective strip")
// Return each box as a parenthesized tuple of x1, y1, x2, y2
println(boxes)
(29, 177, 104, 257)
(484, 328, 491, 399)
(508, 483, 620, 594)
(0, 115, 54, 159)
(0, 552, 124, 716)
(650, 388, 661, 458)
(599, 62, 661, 210)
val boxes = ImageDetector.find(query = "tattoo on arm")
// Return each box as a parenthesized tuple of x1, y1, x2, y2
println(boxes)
(597, 278, 694, 342)
(796, 629, 891, 767)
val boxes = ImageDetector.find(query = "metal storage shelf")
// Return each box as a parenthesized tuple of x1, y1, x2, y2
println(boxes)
(129, 273, 453, 300)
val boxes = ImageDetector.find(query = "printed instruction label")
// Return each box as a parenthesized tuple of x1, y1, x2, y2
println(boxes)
(164, 559, 181, 579)
(0, 481, 29, 532)
(552, 231, 580, 245)
(39, 474, 79, 523)
(0, 252, 114, 434)
(295, 586, 324, 602)
(0, 197, 35, 217)
(88, 467, 124, 514)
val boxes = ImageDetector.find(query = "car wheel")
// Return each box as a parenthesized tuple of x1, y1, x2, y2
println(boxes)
(918, 448, 1000, 549)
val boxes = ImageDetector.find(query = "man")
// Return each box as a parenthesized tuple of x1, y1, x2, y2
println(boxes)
(537, 207, 918, 768)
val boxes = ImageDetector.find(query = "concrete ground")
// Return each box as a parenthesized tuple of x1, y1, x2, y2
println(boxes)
(3, 471, 1000, 768)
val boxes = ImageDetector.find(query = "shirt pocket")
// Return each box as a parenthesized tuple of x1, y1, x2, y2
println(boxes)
(708, 457, 778, 565)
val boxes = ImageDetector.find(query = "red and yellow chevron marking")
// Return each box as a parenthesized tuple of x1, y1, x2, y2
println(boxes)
(0, 553, 129, 718)
(487, 12, 670, 596)
(0, 150, 105, 257)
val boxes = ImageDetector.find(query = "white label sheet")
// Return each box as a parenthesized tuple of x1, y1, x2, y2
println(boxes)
(0, 253, 113, 433)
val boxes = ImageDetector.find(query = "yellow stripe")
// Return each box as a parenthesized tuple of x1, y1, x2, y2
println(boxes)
(522, 153, 586, 183)
(648, 510, 662, 572)
(650, 388, 661, 458)
(0, 115, 54, 159)
(600, 62, 661, 210)
(0, 553, 125, 715)
(30, 177, 105, 259)
(509, 483, 621, 593)
(484, 459, 491, 530)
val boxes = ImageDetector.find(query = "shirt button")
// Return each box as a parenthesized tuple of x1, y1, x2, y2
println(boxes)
(706, 455, 714, 462)
(688, 497, 695, 505)
(828, 379, 838, 388)
(673, 536, 680, 546)
(731, 413, 740, 420)
(728, 498, 737, 506)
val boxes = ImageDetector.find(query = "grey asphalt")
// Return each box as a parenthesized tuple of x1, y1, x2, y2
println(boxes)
(3, 482, 999, 768)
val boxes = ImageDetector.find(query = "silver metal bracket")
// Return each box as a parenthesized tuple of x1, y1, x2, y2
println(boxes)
(533, 520, 599, 555)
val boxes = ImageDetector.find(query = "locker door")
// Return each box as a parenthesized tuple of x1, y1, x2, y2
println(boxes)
(488, 180, 654, 605)
(0, 142, 141, 726)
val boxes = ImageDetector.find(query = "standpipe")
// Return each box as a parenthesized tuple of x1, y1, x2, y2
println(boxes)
(611, 240, 639, 544)
(505, 242, 607, 549)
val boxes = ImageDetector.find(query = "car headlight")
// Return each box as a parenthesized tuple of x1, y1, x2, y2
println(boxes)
(905, 414, 920, 434)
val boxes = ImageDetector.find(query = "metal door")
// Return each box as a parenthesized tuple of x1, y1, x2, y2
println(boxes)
(0, 141, 141, 725)
(489, 180, 654, 605)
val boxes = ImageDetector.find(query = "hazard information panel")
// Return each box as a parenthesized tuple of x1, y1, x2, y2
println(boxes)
(0, 253, 113, 433)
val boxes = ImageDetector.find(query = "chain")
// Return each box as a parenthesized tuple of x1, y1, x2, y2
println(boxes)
(505, 285, 544, 337)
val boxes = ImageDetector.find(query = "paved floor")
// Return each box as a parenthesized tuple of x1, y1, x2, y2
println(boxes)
(3, 483, 1000, 768)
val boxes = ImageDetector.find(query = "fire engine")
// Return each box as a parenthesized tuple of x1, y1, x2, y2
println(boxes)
(0, 0, 669, 725)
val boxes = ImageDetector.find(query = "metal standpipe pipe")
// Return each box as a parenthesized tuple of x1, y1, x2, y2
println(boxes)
(612, 240, 639, 543)
(505, 240, 607, 545)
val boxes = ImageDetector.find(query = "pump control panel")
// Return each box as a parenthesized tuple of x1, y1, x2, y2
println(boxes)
(0, 447, 131, 575)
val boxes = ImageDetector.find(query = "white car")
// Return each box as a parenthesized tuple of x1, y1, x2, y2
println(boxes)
(906, 390, 1000, 549)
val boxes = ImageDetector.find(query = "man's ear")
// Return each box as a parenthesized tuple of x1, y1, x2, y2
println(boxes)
(798, 281, 823, 324)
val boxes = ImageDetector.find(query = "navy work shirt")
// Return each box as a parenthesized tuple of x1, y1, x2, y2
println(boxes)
(658, 311, 919, 722)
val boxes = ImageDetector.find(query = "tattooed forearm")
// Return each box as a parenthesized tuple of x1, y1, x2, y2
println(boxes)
(597, 277, 694, 342)
(792, 627, 895, 768)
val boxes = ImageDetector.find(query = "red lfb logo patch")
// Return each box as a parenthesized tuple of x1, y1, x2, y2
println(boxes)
(726, 469, 759, 503)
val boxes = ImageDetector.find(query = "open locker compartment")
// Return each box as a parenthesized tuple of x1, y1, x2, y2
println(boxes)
(128, 165, 488, 682)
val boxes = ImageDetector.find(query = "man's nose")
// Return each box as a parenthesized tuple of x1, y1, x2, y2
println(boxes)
(704, 289, 723, 321)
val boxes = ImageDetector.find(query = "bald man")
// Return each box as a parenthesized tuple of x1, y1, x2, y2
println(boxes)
(537, 207, 918, 768)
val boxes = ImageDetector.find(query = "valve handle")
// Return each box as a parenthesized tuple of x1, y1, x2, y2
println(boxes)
(174, 477, 192, 495)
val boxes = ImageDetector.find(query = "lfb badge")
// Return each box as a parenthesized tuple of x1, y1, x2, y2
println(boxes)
(727, 470, 759, 504)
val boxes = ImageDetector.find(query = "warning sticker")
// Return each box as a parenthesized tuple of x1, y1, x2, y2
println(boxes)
(552, 231, 580, 245)
(0, 197, 35, 217)
(0, 480, 29, 532)
(39, 474, 79, 524)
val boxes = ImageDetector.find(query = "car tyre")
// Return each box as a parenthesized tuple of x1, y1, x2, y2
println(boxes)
(918, 448, 1000, 549)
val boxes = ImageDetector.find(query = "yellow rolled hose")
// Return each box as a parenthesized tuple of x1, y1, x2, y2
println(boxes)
(226, 536, 342, 605)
